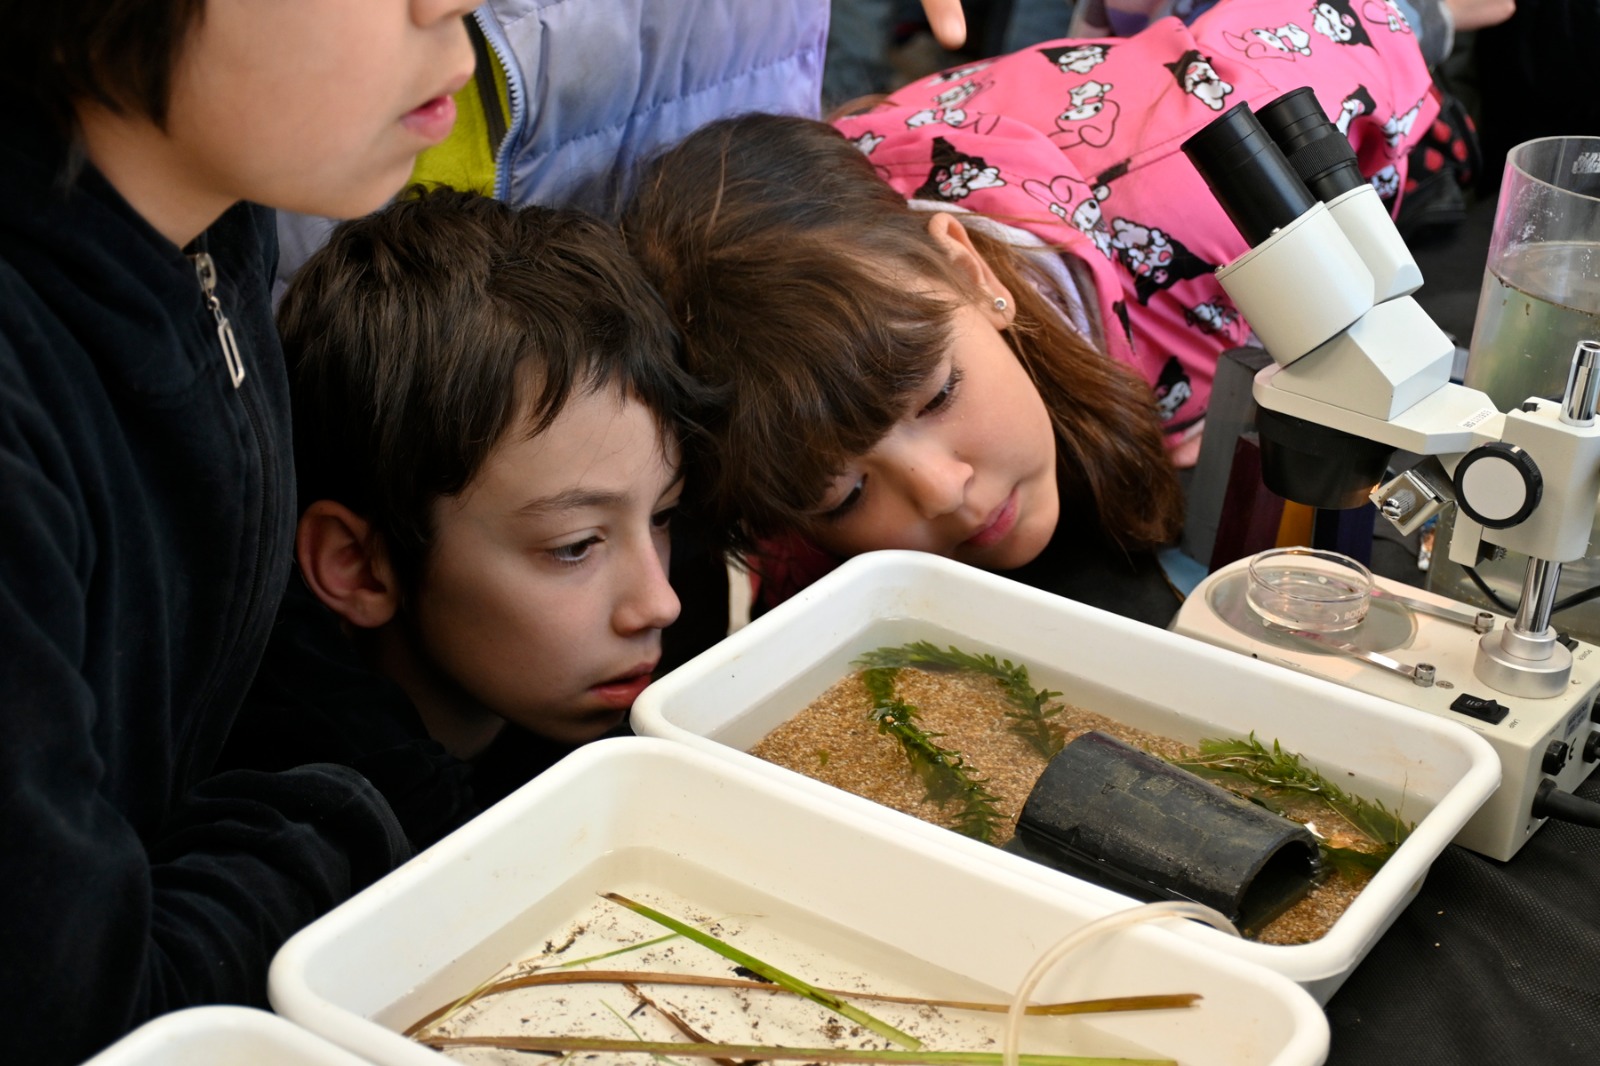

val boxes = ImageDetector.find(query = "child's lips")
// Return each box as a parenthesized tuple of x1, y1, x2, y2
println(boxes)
(590, 665, 658, 709)
(401, 94, 458, 142)
(963, 489, 1019, 550)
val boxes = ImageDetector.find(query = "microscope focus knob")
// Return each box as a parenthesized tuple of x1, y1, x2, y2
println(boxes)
(1454, 442, 1543, 530)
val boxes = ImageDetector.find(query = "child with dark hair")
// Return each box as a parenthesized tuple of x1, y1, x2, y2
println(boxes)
(0, 1, 477, 1059)
(227, 188, 697, 808)
(623, 0, 1437, 624)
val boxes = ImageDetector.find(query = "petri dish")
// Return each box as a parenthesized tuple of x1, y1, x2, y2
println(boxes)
(1246, 547, 1373, 632)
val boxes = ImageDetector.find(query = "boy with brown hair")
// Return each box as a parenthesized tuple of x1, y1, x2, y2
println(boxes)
(228, 186, 699, 815)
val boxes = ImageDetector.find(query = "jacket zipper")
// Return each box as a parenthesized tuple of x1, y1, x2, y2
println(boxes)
(173, 245, 271, 778)
(190, 251, 246, 388)
(473, 9, 527, 202)
(468, 17, 508, 154)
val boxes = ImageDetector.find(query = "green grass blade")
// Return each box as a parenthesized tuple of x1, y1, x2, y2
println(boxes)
(603, 892, 922, 1050)
(558, 932, 682, 968)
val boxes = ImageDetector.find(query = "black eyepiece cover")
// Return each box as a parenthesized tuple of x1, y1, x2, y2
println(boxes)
(1182, 102, 1317, 247)
(1256, 86, 1365, 203)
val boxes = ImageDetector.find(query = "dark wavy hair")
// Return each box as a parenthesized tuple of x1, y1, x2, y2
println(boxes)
(281, 187, 701, 589)
(621, 112, 1183, 563)
(0, 0, 207, 141)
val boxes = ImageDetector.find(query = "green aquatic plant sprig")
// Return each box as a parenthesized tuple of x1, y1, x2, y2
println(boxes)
(861, 667, 1004, 843)
(1169, 733, 1414, 860)
(856, 641, 1067, 758)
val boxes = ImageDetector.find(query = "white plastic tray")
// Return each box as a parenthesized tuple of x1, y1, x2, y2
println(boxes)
(631, 551, 1501, 1002)
(270, 737, 1329, 1066)
(82, 1006, 375, 1065)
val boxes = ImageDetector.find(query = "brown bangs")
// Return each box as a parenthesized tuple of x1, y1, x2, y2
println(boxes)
(682, 245, 958, 553)
(625, 112, 1006, 557)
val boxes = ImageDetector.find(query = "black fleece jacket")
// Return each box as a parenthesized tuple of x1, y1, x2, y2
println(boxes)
(0, 119, 409, 1063)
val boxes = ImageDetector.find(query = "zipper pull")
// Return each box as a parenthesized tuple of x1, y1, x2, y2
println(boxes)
(190, 251, 246, 388)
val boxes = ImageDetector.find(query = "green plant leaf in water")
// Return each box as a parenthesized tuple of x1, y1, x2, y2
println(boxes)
(861, 667, 1003, 842)
(1169, 733, 1413, 860)
(857, 642, 1066, 758)
(603, 892, 922, 1050)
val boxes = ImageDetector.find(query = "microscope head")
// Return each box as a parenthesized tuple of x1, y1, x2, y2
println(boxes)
(1181, 89, 1436, 510)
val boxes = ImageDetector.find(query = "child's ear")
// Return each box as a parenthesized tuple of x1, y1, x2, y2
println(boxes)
(925, 212, 1015, 327)
(296, 500, 400, 629)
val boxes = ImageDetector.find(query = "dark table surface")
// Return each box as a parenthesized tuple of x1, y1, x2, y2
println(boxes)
(1324, 770, 1600, 1065)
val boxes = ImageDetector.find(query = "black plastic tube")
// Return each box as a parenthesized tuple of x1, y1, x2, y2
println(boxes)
(1007, 731, 1320, 934)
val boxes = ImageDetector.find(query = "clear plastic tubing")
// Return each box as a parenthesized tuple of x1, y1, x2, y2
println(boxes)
(1002, 901, 1241, 1066)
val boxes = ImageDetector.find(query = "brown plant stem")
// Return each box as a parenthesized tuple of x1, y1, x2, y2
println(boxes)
(417, 1033, 1175, 1066)
(404, 968, 1200, 1037)
(626, 982, 741, 1066)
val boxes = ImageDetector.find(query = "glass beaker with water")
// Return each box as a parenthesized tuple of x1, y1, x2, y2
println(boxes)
(1427, 136, 1600, 640)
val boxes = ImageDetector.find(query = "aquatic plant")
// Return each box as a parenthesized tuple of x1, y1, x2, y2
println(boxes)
(861, 666, 1005, 842)
(856, 642, 1067, 758)
(409, 969, 1197, 1034)
(1169, 733, 1414, 867)
(606, 891, 923, 1049)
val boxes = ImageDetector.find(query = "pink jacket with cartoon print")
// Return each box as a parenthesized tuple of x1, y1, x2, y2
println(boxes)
(831, 0, 1438, 440)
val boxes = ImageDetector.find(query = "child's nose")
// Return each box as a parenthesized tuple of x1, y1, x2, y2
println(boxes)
(898, 451, 973, 520)
(616, 545, 681, 635)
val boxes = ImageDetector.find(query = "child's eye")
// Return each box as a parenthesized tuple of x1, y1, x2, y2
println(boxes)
(918, 366, 964, 417)
(820, 478, 866, 523)
(651, 505, 678, 531)
(549, 536, 602, 565)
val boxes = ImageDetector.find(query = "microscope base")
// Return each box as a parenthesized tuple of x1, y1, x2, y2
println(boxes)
(1172, 556, 1600, 861)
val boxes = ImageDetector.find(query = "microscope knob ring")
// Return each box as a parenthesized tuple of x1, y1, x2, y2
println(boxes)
(1454, 442, 1543, 530)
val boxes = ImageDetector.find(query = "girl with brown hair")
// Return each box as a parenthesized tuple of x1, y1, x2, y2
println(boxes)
(622, 0, 1436, 624)
(623, 110, 1188, 620)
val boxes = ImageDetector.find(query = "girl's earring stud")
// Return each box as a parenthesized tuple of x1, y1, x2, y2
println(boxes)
(993, 296, 1008, 312)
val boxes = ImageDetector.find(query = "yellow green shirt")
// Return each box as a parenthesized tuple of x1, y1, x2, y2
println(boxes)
(408, 40, 511, 196)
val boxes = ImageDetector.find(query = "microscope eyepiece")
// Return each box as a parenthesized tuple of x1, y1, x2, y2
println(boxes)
(1255, 86, 1365, 204)
(1181, 102, 1316, 247)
